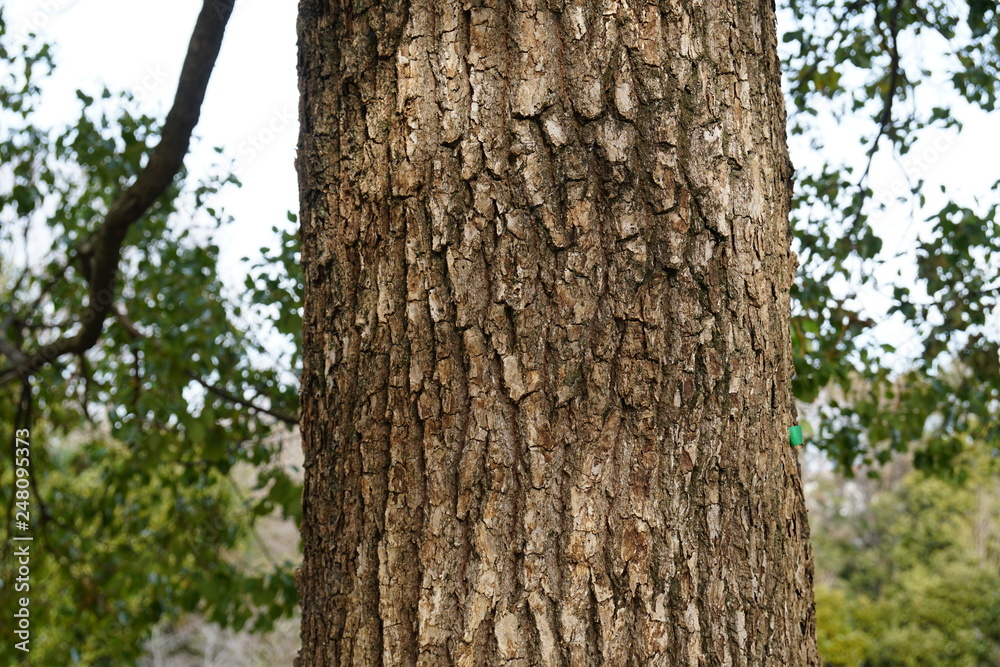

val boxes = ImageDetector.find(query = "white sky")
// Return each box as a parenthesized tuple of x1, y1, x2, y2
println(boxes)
(4, 0, 998, 361)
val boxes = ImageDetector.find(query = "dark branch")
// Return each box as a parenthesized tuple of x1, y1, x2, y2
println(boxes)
(0, 0, 235, 386)
(185, 370, 300, 427)
(840, 0, 904, 238)
(859, 0, 903, 184)
(113, 306, 299, 426)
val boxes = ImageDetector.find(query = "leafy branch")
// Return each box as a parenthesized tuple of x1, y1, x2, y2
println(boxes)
(0, 0, 236, 386)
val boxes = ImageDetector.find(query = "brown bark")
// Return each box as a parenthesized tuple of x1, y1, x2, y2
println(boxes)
(295, 0, 819, 664)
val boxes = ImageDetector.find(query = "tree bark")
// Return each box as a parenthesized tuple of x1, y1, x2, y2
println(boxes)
(295, 0, 819, 664)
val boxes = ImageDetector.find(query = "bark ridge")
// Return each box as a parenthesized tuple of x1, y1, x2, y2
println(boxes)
(296, 0, 819, 664)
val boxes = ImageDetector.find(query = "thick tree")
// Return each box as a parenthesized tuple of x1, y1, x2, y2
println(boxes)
(296, 0, 819, 664)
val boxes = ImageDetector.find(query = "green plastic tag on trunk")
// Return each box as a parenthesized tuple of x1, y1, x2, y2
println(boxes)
(789, 425, 803, 447)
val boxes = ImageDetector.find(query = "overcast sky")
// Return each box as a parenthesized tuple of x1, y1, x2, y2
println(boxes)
(5, 0, 998, 359)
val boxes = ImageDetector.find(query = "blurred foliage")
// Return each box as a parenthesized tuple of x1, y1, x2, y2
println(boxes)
(0, 11, 300, 665)
(811, 448, 1000, 665)
(782, 0, 1000, 474)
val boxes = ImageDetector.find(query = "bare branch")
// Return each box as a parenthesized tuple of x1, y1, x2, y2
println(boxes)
(114, 304, 299, 426)
(184, 370, 300, 427)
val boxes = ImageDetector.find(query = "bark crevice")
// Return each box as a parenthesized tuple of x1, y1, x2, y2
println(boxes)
(297, 1, 819, 664)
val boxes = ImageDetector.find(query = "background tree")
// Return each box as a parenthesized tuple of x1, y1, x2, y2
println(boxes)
(781, 0, 1000, 474)
(809, 446, 1000, 665)
(295, 0, 818, 663)
(0, 4, 300, 663)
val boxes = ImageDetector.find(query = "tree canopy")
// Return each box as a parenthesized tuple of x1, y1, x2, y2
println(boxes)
(810, 447, 1000, 664)
(0, 7, 299, 662)
(782, 0, 1000, 474)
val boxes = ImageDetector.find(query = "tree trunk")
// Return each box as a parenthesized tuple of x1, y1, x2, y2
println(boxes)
(295, 0, 819, 664)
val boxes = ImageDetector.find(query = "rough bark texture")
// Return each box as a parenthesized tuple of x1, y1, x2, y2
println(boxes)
(296, 0, 819, 664)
